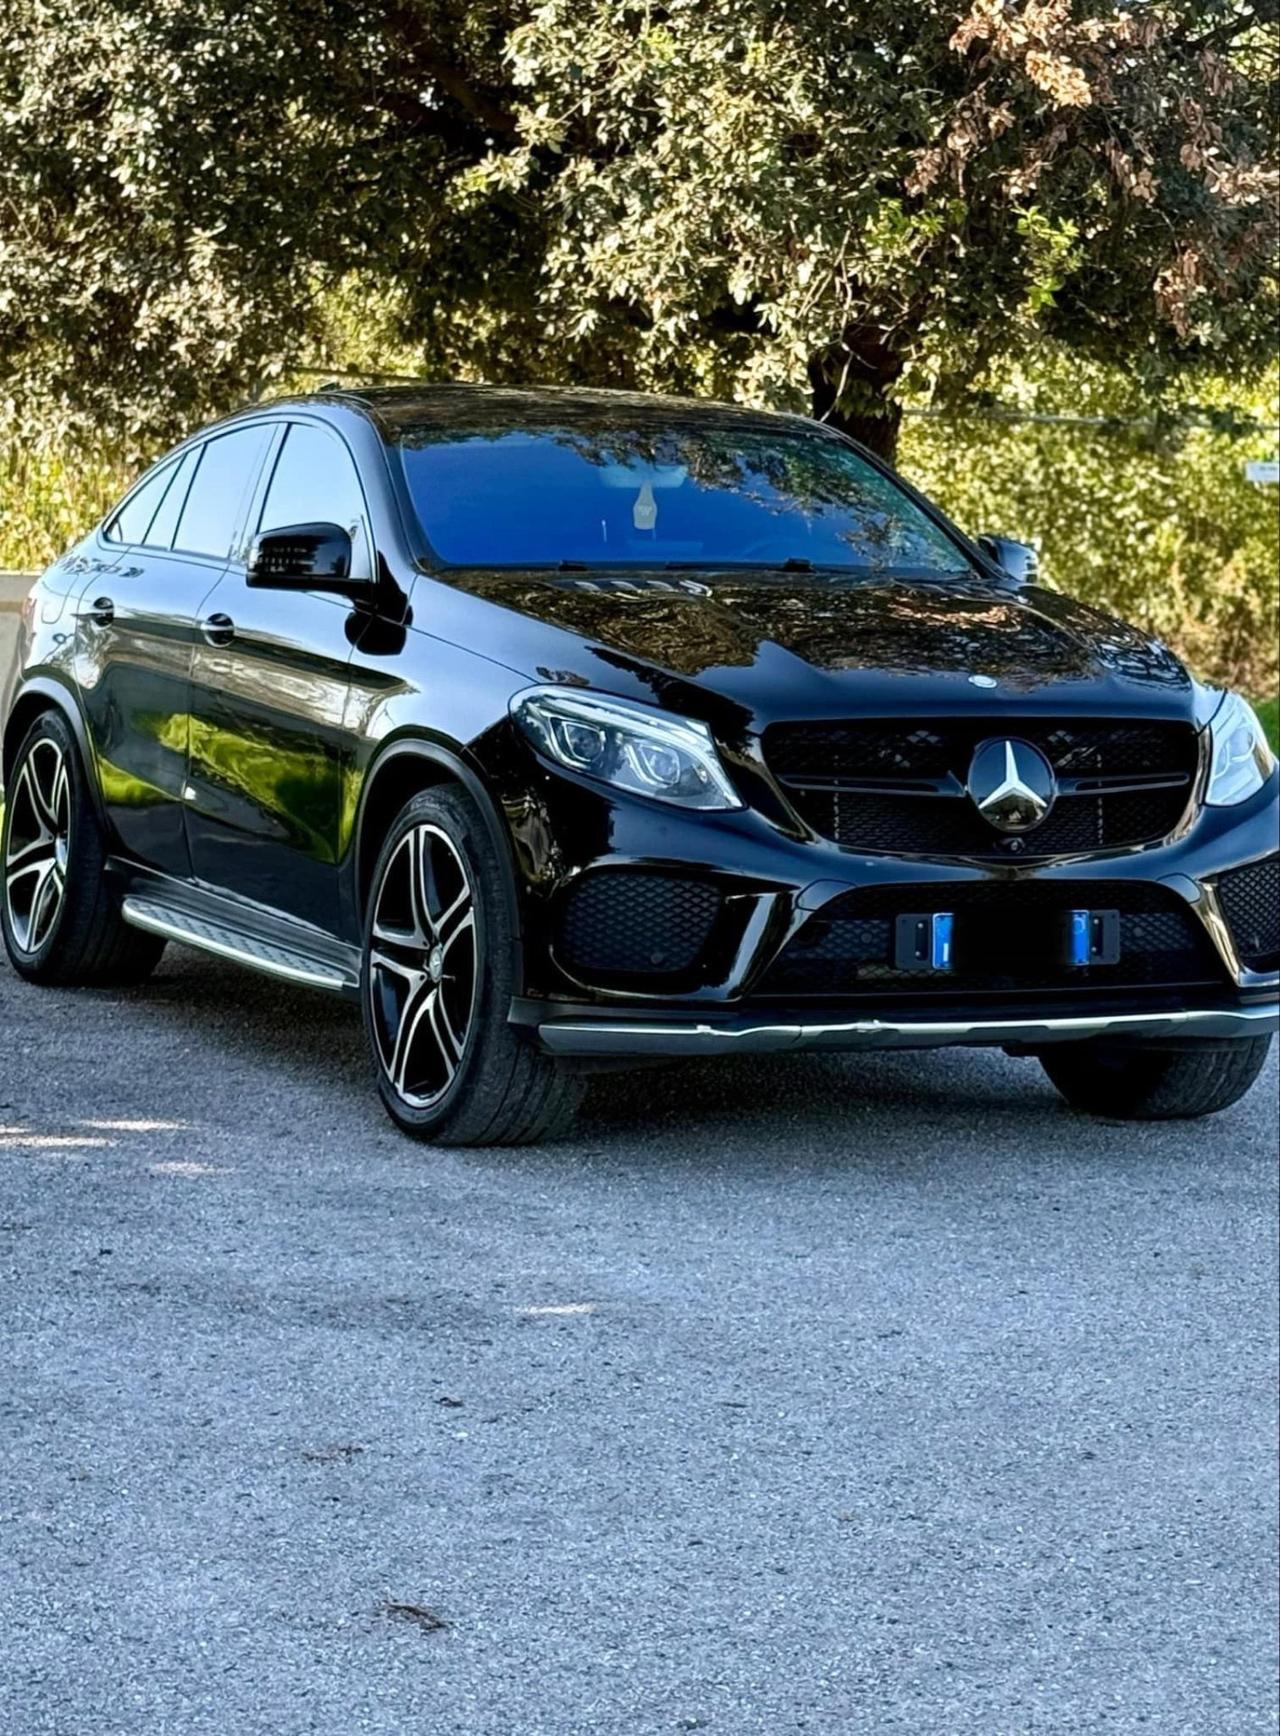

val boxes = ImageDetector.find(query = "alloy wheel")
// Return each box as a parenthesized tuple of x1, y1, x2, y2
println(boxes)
(367, 824, 479, 1108)
(4, 738, 71, 955)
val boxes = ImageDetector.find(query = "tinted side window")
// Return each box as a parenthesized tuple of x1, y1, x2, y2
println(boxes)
(259, 422, 366, 535)
(173, 425, 273, 558)
(104, 458, 178, 545)
(141, 446, 200, 551)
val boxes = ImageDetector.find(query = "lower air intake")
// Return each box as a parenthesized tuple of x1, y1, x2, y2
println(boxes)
(557, 871, 722, 984)
(1216, 856, 1280, 973)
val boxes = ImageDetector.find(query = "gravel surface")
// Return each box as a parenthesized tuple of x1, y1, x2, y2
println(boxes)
(2, 947, 1277, 1735)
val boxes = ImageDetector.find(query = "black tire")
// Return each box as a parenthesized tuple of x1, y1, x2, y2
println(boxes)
(1040, 1035, 1273, 1121)
(1, 708, 166, 987)
(360, 785, 584, 1145)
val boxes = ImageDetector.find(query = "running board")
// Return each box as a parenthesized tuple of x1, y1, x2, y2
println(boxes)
(121, 896, 354, 992)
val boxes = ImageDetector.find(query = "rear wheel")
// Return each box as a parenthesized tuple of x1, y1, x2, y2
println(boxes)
(1040, 1036, 1272, 1121)
(1, 709, 165, 986)
(361, 786, 584, 1145)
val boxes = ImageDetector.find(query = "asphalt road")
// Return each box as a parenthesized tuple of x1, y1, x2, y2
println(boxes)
(1, 948, 1277, 1735)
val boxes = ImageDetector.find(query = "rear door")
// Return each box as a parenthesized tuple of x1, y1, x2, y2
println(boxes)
(183, 417, 369, 931)
(74, 424, 273, 875)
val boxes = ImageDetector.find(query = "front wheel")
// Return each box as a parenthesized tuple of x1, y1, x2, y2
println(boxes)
(1040, 1036, 1272, 1121)
(361, 786, 584, 1146)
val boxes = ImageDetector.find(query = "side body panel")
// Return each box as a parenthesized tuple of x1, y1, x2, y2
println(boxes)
(184, 572, 358, 929)
(72, 543, 227, 875)
(181, 411, 435, 938)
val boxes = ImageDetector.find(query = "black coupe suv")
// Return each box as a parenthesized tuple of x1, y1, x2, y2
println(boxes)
(3, 385, 1277, 1142)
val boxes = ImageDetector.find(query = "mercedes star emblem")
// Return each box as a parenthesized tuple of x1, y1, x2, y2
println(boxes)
(967, 738, 1056, 833)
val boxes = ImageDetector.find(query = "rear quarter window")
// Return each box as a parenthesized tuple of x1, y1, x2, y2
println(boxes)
(104, 457, 180, 546)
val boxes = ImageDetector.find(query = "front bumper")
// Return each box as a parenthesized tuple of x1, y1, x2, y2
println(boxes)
(534, 996, 1280, 1058)
(500, 743, 1279, 1053)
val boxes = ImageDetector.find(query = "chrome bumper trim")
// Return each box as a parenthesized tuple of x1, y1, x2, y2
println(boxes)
(538, 1001, 1280, 1058)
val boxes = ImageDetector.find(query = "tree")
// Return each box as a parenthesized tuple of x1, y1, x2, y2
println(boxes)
(480, 0, 1279, 456)
(902, 352, 1280, 694)
(0, 0, 542, 446)
(0, 2, 1276, 458)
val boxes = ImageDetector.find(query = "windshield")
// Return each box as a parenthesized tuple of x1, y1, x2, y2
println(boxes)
(395, 421, 969, 574)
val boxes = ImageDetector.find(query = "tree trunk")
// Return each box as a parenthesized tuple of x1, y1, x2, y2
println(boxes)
(808, 333, 904, 466)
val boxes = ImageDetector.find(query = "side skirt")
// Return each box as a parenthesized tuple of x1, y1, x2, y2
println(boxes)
(112, 861, 361, 996)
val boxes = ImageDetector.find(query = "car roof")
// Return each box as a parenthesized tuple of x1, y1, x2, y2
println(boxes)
(264, 381, 819, 441)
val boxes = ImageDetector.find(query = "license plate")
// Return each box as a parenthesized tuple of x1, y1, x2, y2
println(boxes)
(894, 912, 954, 972)
(1066, 908, 1121, 966)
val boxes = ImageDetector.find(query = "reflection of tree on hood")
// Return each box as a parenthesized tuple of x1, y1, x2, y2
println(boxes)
(452, 568, 1190, 694)
(451, 573, 761, 675)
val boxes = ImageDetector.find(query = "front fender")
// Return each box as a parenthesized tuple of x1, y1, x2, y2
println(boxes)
(348, 732, 525, 982)
(2, 671, 109, 834)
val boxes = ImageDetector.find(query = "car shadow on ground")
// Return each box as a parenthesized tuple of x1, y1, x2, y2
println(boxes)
(53, 944, 1112, 1150)
(4, 944, 1272, 1186)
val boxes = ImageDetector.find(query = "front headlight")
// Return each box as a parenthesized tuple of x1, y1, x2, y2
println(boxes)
(1206, 691, 1277, 806)
(511, 687, 742, 811)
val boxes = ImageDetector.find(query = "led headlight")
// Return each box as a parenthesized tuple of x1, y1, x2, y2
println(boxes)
(511, 688, 742, 811)
(1206, 691, 1277, 806)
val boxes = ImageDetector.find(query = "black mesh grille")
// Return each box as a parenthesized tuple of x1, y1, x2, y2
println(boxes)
(759, 879, 1223, 998)
(557, 872, 721, 982)
(764, 718, 1198, 857)
(1216, 856, 1280, 972)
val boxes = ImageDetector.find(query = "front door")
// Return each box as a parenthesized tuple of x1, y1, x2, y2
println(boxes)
(183, 419, 371, 933)
(74, 425, 273, 875)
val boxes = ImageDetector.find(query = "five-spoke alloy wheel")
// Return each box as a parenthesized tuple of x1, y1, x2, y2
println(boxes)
(1, 709, 165, 986)
(4, 733, 71, 955)
(367, 823, 479, 1109)
(361, 786, 583, 1145)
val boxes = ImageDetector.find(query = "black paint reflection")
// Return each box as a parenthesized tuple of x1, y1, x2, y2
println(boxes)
(449, 568, 1191, 696)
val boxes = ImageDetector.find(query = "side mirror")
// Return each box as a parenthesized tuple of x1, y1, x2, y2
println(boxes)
(977, 534, 1039, 584)
(246, 522, 372, 598)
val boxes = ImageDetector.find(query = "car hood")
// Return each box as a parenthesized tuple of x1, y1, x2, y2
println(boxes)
(445, 568, 1196, 726)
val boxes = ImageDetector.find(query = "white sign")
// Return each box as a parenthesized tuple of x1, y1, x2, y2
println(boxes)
(1245, 458, 1279, 486)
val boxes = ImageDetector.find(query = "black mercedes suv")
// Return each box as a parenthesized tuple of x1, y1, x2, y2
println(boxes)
(3, 385, 1277, 1142)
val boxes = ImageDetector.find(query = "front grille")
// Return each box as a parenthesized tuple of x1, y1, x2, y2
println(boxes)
(764, 719, 1198, 857)
(758, 880, 1223, 999)
(557, 871, 721, 983)
(1216, 856, 1280, 972)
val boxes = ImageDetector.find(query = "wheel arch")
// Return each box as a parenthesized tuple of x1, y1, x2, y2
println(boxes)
(2, 677, 105, 825)
(352, 735, 524, 977)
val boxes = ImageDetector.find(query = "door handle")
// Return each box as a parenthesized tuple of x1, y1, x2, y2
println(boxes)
(201, 612, 235, 647)
(75, 596, 115, 627)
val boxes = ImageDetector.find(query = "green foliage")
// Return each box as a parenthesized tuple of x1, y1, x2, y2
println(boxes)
(900, 354, 1280, 695)
(1256, 694, 1279, 751)
(0, 0, 533, 445)
(0, 2, 1275, 449)
(0, 429, 132, 572)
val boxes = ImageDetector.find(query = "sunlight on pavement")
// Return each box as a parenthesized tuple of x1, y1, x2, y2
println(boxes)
(81, 1118, 190, 1133)
(0, 1128, 116, 1151)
